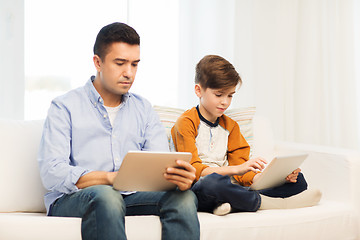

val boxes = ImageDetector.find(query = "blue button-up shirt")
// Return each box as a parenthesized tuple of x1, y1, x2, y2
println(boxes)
(38, 76, 169, 214)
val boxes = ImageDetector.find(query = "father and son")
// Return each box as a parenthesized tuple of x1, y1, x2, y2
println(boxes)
(38, 22, 321, 240)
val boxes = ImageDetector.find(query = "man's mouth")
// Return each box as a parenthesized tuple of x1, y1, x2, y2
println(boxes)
(118, 81, 132, 85)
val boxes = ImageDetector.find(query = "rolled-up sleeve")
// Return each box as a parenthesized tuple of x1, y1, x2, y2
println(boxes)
(38, 100, 89, 194)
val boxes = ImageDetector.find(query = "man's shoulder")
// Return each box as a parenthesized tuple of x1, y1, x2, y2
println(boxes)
(127, 92, 151, 105)
(52, 86, 85, 105)
(127, 92, 153, 113)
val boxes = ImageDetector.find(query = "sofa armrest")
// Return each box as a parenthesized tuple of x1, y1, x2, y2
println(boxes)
(275, 141, 360, 206)
(275, 141, 360, 232)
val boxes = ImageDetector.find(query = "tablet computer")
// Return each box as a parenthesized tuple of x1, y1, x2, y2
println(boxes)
(250, 154, 308, 190)
(113, 151, 192, 192)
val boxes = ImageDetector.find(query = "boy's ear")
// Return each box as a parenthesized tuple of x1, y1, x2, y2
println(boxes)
(195, 84, 202, 98)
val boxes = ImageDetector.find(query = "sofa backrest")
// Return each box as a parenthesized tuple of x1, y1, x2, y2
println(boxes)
(0, 107, 274, 213)
(0, 119, 47, 213)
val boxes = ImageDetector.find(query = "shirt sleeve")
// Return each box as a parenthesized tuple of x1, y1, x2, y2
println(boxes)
(142, 105, 170, 152)
(226, 120, 258, 186)
(38, 100, 90, 194)
(171, 111, 209, 181)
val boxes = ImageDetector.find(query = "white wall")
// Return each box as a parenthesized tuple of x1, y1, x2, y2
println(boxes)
(0, 0, 24, 119)
(178, 0, 236, 110)
(2, 0, 360, 150)
(127, 0, 180, 108)
(178, 0, 359, 149)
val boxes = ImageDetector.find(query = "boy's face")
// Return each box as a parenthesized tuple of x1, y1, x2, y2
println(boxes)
(93, 42, 140, 103)
(195, 84, 236, 123)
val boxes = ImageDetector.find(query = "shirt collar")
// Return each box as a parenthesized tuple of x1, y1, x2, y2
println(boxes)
(85, 76, 130, 107)
(196, 105, 220, 127)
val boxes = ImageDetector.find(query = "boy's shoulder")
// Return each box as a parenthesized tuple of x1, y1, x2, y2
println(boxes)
(180, 107, 198, 118)
(219, 113, 239, 131)
(178, 106, 198, 120)
(175, 107, 200, 128)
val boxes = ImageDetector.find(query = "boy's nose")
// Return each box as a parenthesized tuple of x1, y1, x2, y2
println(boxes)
(221, 98, 230, 105)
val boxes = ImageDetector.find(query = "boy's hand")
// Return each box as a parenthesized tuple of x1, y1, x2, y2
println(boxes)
(236, 157, 267, 175)
(286, 168, 301, 183)
(164, 160, 196, 191)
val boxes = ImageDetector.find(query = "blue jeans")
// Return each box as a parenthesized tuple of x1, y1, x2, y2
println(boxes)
(50, 185, 200, 240)
(191, 172, 308, 212)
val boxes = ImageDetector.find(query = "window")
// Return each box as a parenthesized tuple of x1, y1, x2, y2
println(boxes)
(25, 0, 180, 120)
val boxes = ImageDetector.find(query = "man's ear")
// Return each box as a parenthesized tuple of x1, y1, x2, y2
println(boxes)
(195, 84, 202, 98)
(93, 55, 102, 72)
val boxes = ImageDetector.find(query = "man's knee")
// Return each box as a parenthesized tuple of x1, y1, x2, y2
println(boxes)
(178, 190, 198, 210)
(86, 185, 126, 216)
(163, 190, 198, 213)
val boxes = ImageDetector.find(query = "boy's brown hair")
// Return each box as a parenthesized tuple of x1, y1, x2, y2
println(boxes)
(195, 55, 241, 89)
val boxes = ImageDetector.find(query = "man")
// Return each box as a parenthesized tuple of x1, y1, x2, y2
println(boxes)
(38, 22, 200, 240)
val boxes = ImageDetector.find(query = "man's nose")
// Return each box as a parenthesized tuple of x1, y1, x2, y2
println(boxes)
(123, 65, 134, 79)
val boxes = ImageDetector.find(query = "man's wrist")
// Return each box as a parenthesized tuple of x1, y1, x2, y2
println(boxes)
(107, 172, 117, 185)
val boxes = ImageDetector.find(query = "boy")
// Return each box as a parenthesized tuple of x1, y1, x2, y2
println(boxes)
(38, 22, 199, 239)
(171, 55, 321, 215)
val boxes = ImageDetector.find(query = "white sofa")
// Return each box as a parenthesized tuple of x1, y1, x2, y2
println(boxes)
(0, 106, 359, 240)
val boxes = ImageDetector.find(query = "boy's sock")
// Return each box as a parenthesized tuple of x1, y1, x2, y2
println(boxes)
(213, 202, 232, 216)
(259, 189, 322, 210)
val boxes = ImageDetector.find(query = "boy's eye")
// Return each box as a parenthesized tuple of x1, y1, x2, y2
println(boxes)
(215, 94, 222, 97)
(132, 63, 138, 67)
(116, 62, 124, 66)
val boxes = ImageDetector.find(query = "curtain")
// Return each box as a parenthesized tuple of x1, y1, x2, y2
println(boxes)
(180, 0, 360, 149)
(242, 0, 359, 148)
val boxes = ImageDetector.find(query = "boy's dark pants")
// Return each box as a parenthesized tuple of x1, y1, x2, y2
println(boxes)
(191, 172, 307, 212)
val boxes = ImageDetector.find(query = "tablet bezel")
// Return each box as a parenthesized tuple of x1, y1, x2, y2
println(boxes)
(250, 153, 308, 191)
(113, 151, 192, 191)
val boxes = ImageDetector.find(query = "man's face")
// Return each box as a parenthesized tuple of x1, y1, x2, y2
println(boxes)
(195, 84, 236, 123)
(94, 42, 140, 99)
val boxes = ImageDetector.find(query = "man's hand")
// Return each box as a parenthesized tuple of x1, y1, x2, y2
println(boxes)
(76, 171, 117, 189)
(164, 160, 196, 191)
(286, 168, 301, 183)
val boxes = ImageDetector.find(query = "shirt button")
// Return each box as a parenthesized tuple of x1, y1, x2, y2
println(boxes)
(103, 114, 107, 118)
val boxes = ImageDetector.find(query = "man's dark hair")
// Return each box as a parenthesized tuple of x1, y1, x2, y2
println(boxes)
(195, 55, 241, 90)
(93, 22, 140, 60)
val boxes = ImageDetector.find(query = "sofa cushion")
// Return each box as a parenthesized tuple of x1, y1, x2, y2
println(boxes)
(0, 119, 46, 213)
(153, 105, 186, 148)
(153, 106, 256, 156)
(225, 107, 256, 157)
